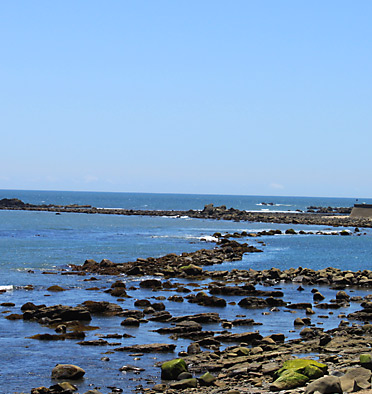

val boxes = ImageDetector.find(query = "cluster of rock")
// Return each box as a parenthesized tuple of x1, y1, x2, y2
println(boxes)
(0, 198, 91, 210)
(3, 210, 370, 394)
(2, 199, 372, 228)
(68, 242, 372, 289)
(68, 239, 262, 277)
(307, 206, 352, 214)
(145, 327, 372, 394)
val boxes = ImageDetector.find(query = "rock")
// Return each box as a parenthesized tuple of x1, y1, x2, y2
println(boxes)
(180, 264, 203, 276)
(161, 358, 188, 380)
(287, 302, 313, 310)
(152, 384, 167, 392)
(47, 285, 66, 292)
(339, 367, 372, 392)
(271, 370, 309, 391)
(294, 317, 305, 326)
(119, 309, 144, 319)
(187, 342, 201, 355)
(360, 353, 372, 369)
(119, 365, 145, 372)
(148, 311, 172, 322)
(52, 382, 77, 392)
(313, 291, 325, 301)
(336, 290, 350, 300)
(139, 279, 163, 289)
(107, 287, 127, 297)
(277, 359, 328, 377)
(169, 378, 197, 389)
(115, 343, 176, 353)
(134, 299, 151, 308)
(155, 320, 202, 335)
(238, 297, 269, 308)
(199, 371, 216, 386)
(55, 324, 66, 333)
(83, 390, 104, 394)
(81, 300, 122, 316)
(215, 331, 262, 343)
(168, 295, 184, 302)
(272, 359, 327, 390)
(5, 313, 23, 320)
(304, 375, 342, 394)
(126, 266, 143, 275)
(170, 312, 220, 323)
(188, 292, 226, 307)
(176, 371, 191, 380)
(23, 304, 91, 322)
(78, 339, 109, 346)
(151, 302, 165, 311)
(144, 306, 156, 314)
(51, 364, 85, 380)
(121, 317, 140, 326)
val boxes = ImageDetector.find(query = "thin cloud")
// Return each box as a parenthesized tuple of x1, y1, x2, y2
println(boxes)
(270, 183, 284, 190)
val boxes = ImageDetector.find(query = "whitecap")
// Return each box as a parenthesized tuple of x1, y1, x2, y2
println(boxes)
(0, 285, 14, 291)
(200, 235, 219, 242)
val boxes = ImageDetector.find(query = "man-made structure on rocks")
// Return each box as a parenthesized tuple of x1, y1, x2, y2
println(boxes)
(351, 203, 372, 218)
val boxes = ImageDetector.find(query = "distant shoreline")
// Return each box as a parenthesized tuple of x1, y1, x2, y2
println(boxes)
(1, 199, 371, 228)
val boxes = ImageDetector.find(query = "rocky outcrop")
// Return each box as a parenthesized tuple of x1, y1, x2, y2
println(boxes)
(51, 364, 85, 380)
(114, 343, 176, 353)
(22, 303, 91, 324)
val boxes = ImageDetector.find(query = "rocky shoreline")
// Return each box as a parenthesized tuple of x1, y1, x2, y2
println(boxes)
(3, 228, 372, 394)
(1, 199, 371, 228)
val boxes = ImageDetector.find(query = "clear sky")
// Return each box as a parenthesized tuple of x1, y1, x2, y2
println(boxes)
(1, 1, 371, 197)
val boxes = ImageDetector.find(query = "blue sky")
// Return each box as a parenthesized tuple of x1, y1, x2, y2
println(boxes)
(1, 1, 371, 197)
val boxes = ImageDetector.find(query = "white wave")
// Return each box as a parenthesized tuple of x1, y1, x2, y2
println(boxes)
(151, 235, 171, 239)
(96, 207, 125, 210)
(151, 234, 218, 242)
(200, 235, 219, 242)
(255, 203, 293, 207)
(254, 209, 304, 213)
(0, 285, 14, 291)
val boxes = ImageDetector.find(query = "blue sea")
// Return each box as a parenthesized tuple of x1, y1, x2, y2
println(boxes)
(1, 190, 372, 393)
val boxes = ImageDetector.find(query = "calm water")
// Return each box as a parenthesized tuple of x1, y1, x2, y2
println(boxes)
(1, 190, 372, 393)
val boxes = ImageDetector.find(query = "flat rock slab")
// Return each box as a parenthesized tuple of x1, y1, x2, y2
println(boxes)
(114, 343, 176, 353)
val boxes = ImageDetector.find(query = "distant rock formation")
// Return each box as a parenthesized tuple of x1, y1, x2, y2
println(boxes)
(0, 198, 27, 207)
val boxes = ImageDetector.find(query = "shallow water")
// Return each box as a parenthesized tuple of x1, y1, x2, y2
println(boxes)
(1, 191, 372, 393)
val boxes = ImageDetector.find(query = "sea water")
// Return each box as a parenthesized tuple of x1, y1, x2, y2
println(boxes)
(0, 190, 372, 393)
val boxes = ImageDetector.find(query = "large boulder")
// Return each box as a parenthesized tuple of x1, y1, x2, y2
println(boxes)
(272, 359, 327, 391)
(179, 264, 203, 276)
(169, 378, 197, 389)
(339, 367, 371, 392)
(51, 364, 85, 380)
(199, 372, 216, 386)
(271, 369, 309, 391)
(304, 375, 343, 394)
(161, 358, 188, 380)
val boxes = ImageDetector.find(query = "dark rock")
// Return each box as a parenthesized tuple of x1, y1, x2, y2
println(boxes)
(115, 343, 176, 353)
(51, 364, 85, 380)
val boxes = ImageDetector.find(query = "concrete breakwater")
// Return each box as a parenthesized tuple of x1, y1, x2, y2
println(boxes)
(0, 199, 370, 228)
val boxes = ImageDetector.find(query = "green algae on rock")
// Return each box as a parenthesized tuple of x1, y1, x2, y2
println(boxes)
(161, 358, 188, 380)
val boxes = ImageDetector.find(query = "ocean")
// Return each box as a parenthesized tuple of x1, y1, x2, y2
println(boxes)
(1, 190, 372, 393)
